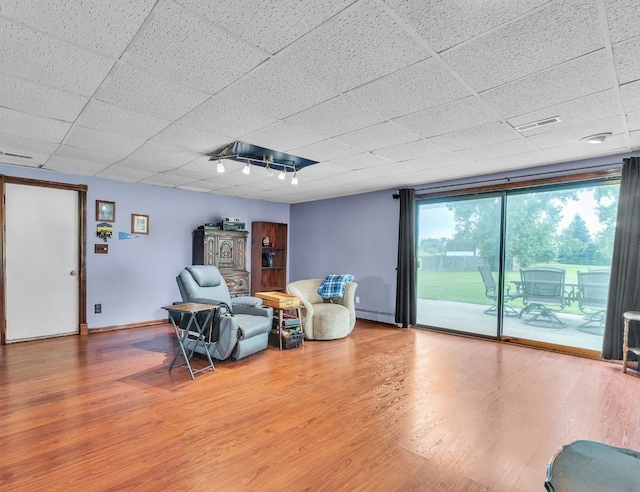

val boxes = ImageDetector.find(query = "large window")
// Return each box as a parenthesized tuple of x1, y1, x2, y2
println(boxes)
(416, 179, 619, 354)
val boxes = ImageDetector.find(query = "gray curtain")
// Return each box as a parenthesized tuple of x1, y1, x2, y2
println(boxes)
(395, 188, 416, 328)
(602, 157, 640, 360)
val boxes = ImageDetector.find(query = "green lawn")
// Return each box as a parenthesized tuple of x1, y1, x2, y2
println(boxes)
(417, 263, 609, 315)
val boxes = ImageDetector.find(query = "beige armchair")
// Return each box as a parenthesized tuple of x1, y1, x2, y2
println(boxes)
(286, 279, 357, 340)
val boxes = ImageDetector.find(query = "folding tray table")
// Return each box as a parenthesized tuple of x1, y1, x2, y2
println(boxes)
(162, 302, 219, 379)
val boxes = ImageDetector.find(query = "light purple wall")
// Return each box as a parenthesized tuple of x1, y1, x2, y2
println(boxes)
(0, 163, 289, 330)
(289, 189, 399, 324)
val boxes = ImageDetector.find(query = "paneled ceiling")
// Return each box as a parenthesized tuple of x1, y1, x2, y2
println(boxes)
(0, 0, 639, 203)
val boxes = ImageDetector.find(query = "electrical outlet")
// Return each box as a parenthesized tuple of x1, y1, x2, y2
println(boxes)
(355, 296, 360, 304)
(95, 304, 102, 314)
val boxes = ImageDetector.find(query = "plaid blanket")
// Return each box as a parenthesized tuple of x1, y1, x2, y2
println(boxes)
(317, 274, 354, 300)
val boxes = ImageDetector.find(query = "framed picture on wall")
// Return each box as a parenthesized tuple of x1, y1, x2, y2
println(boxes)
(96, 200, 115, 222)
(131, 213, 149, 235)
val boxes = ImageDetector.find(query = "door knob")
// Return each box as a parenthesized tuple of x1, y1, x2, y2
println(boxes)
(70, 271, 77, 276)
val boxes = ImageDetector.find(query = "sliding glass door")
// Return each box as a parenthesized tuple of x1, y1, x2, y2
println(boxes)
(416, 180, 619, 353)
(502, 184, 618, 351)
(416, 195, 503, 337)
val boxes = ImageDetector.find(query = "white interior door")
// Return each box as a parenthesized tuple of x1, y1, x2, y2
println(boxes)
(5, 183, 79, 342)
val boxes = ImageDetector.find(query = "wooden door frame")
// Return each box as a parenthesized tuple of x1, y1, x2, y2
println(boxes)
(0, 175, 87, 344)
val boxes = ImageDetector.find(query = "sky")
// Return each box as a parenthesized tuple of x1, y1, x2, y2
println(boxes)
(419, 189, 610, 241)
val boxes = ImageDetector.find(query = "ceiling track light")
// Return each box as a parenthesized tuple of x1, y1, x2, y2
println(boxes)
(210, 151, 301, 185)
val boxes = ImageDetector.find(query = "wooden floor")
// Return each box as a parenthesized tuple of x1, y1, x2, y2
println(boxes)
(1, 320, 639, 491)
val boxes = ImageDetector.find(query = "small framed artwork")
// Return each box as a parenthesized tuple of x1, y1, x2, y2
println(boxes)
(131, 213, 149, 235)
(96, 200, 115, 222)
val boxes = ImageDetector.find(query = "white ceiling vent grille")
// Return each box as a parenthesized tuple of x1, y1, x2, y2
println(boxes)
(0, 150, 32, 159)
(514, 116, 561, 132)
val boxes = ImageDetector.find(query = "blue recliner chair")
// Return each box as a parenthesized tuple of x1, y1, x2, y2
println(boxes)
(176, 265, 272, 361)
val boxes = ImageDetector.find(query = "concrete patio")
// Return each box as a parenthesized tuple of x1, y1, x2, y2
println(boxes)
(417, 298, 604, 352)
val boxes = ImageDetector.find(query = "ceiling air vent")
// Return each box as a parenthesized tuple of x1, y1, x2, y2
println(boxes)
(0, 150, 32, 159)
(514, 116, 561, 132)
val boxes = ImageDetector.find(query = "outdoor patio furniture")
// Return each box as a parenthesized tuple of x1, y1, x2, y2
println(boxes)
(477, 265, 520, 316)
(518, 267, 566, 327)
(576, 269, 610, 334)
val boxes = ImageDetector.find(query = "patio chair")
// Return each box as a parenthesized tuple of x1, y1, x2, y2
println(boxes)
(477, 265, 520, 316)
(576, 269, 610, 334)
(518, 267, 566, 327)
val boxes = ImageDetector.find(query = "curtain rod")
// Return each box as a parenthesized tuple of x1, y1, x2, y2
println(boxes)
(393, 160, 623, 199)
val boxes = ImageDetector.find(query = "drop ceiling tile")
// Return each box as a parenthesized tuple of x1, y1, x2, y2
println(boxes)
(140, 173, 196, 187)
(429, 122, 519, 152)
(148, 124, 230, 153)
(164, 166, 225, 181)
(396, 162, 482, 184)
(219, 58, 338, 120)
(95, 165, 155, 182)
(397, 152, 472, 171)
(326, 152, 394, 171)
(279, 0, 430, 92)
(54, 145, 129, 165)
(621, 80, 640, 112)
(75, 100, 170, 140)
(481, 50, 612, 118)
(176, 93, 277, 139)
(288, 138, 361, 162)
(630, 130, 640, 150)
(394, 96, 499, 138)
(115, 157, 177, 173)
(0, 132, 60, 155)
(64, 126, 143, 158)
(0, 18, 114, 96)
(605, 0, 640, 44)
(373, 139, 449, 161)
(296, 161, 350, 180)
(507, 90, 620, 134)
(346, 164, 402, 181)
(178, 0, 353, 54)
(122, 1, 267, 94)
(540, 134, 630, 161)
(0, 107, 71, 143)
(458, 138, 538, 161)
(127, 142, 201, 169)
(285, 96, 386, 138)
(442, 0, 603, 92)
(613, 36, 640, 84)
(335, 121, 422, 152)
(345, 58, 471, 119)
(0, 0, 156, 58)
(0, 72, 88, 122)
(43, 155, 110, 175)
(383, 0, 550, 52)
(627, 110, 640, 131)
(179, 155, 225, 175)
(474, 151, 549, 172)
(525, 115, 626, 149)
(95, 64, 210, 121)
(243, 122, 325, 153)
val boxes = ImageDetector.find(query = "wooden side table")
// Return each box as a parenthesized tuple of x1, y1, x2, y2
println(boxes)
(273, 305, 304, 350)
(622, 311, 640, 376)
(162, 302, 219, 379)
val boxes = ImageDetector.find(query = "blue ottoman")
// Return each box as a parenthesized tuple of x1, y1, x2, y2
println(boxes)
(545, 440, 640, 491)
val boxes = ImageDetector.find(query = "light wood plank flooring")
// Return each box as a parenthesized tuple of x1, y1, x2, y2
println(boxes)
(1, 320, 639, 491)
